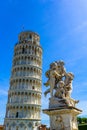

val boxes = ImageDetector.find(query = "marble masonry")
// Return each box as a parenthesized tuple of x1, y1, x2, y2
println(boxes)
(4, 31, 42, 130)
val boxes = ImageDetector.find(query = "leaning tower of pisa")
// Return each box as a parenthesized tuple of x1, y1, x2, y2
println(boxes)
(4, 31, 42, 130)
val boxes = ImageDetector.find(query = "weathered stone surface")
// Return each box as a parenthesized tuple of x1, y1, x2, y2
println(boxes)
(44, 60, 78, 108)
(43, 60, 82, 130)
(4, 31, 42, 130)
(43, 108, 82, 130)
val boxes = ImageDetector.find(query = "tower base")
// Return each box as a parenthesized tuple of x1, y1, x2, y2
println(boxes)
(4, 118, 41, 130)
(43, 107, 82, 130)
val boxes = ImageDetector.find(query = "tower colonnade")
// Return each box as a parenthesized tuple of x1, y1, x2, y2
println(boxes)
(11, 66, 42, 79)
(10, 78, 41, 91)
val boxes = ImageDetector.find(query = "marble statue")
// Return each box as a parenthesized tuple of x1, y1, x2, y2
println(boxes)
(44, 60, 79, 108)
(44, 62, 61, 97)
(54, 81, 65, 99)
(44, 61, 65, 97)
(64, 72, 74, 98)
(43, 60, 82, 130)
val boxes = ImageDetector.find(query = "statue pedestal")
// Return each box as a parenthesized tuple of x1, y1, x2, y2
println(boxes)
(43, 107, 82, 130)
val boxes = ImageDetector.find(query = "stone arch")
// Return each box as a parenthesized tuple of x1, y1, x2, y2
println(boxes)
(28, 122, 32, 129)
(19, 122, 25, 128)
(11, 122, 16, 128)
(32, 86, 35, 90)
(29, 45, 31, 50)
(8, 126, 11, 130)
(16, 126, 19, 130)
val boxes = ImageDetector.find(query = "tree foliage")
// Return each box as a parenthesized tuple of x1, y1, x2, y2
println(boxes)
(77, 117, 87, 124)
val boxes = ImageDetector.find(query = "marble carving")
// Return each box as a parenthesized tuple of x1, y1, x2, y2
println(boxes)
(44, 60, 79, 108)
(43, 60, 82, 130)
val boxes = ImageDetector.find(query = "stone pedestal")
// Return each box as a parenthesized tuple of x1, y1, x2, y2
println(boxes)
(43, 107, 82, 130)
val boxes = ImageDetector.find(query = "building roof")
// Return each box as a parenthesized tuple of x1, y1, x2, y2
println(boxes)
(0, 125, 3, 127)
(19, 30, 39, 37)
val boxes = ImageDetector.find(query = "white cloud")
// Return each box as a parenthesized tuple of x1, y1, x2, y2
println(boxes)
(77, 100, 87, 116)
(69, 21, 87, 35)
(0, 89, 8, 96)
(75, 21, 87, 31)
(73, 82, 87, 93)
(58, 21, 87, 45)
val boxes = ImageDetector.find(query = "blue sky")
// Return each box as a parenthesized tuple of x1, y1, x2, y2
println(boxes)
(0, 0, 87, 126)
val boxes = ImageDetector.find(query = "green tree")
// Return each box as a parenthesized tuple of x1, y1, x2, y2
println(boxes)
(77, 117, 87, 124)
(77, 117, 82, 124)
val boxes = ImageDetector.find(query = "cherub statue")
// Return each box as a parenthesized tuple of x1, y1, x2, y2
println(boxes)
(56, 60, 66, 77)
(64, 72, 74, 98)
(54, 81, 65, 99)
(44, 60, 79, 108)
(44, 62, 61, 97)
(44, 61, 66, 97)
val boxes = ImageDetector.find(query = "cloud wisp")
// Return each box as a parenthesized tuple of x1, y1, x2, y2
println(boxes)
(0, 89, 8, 96)
(58, 21, 87, 44)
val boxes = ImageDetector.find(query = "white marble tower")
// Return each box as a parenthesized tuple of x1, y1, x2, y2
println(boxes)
(4, 31, 42, 130)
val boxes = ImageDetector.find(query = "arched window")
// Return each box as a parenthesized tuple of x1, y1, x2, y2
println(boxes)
(16, 126, 18, 130)
(32, 86, 35, 89)
(28, 123, 32, 127)
(9, 126, 11, 130)
(16, 112, 19, 118)
(22, 46, 25, 54)
(29, 34, 32, 39)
